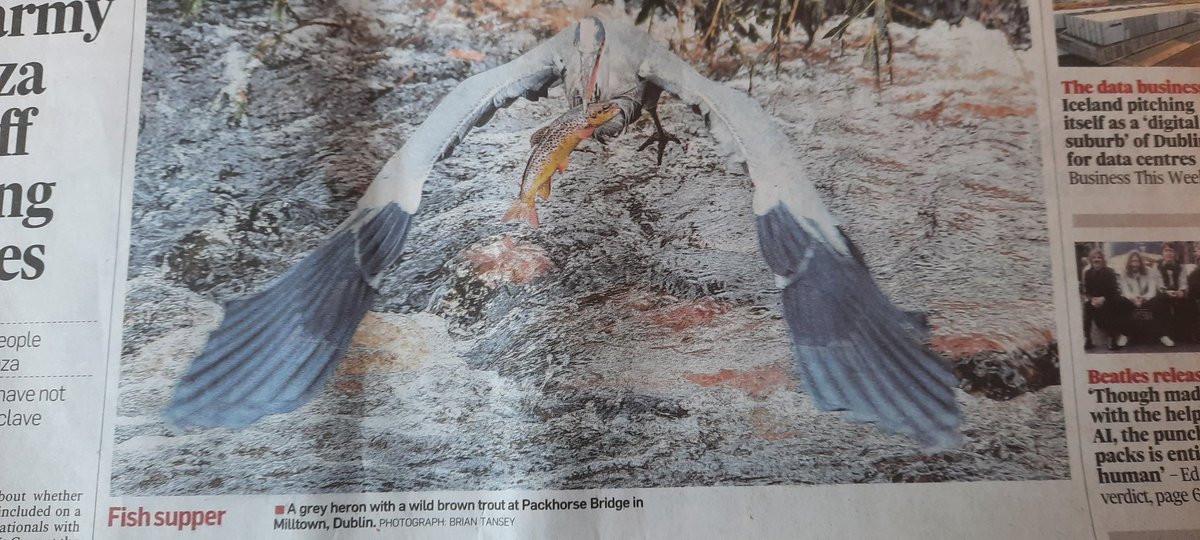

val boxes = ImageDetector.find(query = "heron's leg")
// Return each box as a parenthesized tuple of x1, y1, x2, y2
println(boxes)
(638, 106, 680, 166)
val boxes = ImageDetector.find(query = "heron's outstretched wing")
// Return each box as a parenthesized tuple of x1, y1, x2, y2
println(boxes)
(165, 30, 572, 428)
(617, 24, 961, 447)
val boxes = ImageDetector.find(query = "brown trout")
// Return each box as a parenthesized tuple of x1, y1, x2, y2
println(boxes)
(502, 101, 622, 227)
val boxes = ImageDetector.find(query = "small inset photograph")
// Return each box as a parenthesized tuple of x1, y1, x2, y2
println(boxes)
(1077, 241, 1200, 353)
(1054, 1, 1200, 66)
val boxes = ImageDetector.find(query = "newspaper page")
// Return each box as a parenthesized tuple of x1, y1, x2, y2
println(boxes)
(1049, 0, 1200, 537)
(0, 0, 146, 537)
(2, 0, 1200, 537)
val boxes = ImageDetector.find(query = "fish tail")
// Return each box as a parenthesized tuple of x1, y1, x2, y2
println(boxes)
(502, 200, 540, 228)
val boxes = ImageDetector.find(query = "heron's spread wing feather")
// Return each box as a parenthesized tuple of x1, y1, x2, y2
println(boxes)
(166, 204, 410, 428)
(362, 30, 571, 213)
(167, 32, 573, 428)
(759, 206, 960, 447)
(622, 24, 961, 446)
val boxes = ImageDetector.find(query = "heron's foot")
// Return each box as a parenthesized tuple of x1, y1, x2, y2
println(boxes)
(638, 128, 680, 166)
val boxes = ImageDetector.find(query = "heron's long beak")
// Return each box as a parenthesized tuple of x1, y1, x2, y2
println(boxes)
(581, 42, 604, 104)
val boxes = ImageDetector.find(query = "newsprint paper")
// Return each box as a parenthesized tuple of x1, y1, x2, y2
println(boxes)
(4, 0, 1200, 537)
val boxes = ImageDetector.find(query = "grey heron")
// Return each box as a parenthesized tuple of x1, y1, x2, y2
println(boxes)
(165, 17, 962, 448)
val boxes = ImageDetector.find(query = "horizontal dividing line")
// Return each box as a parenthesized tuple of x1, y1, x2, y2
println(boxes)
(0, 375, 94, 379)
(1109, 530, 1200, 540)
(0, 320, 98, 325)
(1074, 213, 1200, 228)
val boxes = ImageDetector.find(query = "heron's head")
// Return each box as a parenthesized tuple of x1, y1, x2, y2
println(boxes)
(584, 101, 622, 127)
(573, 17, 607, 103)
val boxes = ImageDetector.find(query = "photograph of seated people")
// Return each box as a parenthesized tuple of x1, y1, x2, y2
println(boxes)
(1078, 241, 1200, 353)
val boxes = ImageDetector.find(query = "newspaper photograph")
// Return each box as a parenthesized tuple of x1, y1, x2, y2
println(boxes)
(113, 0, 1063, 497)
(1, 0, 1200, 537)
